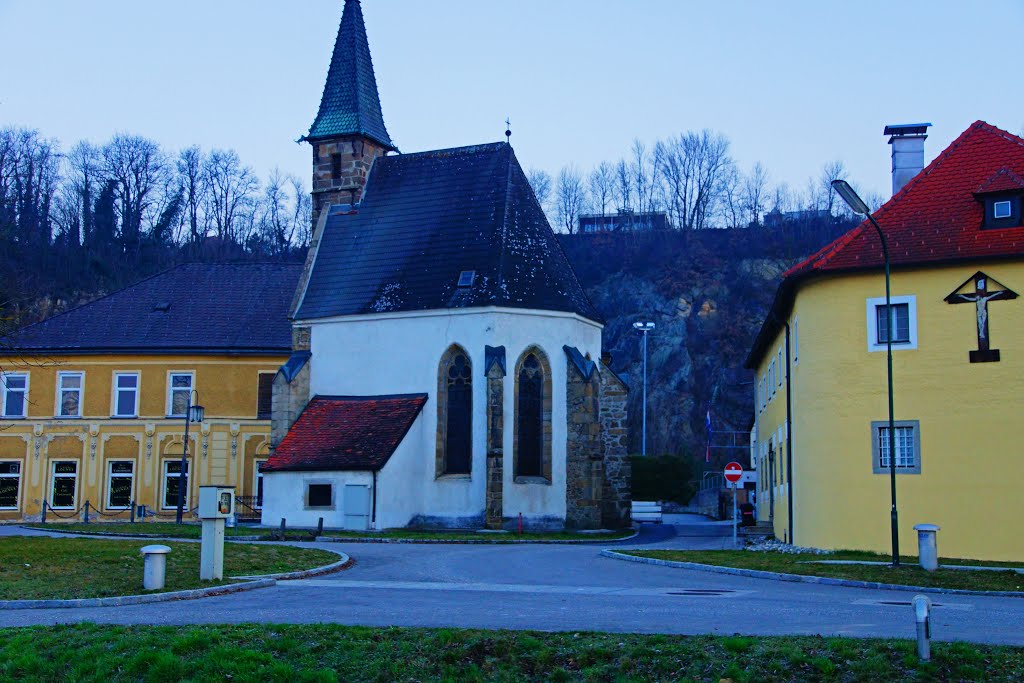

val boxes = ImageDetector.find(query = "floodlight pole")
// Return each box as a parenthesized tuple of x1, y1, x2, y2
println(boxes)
(633, 322, 655, 456)
(832, 180, 899, 566)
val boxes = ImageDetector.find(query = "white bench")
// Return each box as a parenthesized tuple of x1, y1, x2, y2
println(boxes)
(631, 500, 663, 524)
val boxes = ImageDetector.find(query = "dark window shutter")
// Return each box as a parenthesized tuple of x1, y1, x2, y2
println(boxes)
(257, 374, 274, 419)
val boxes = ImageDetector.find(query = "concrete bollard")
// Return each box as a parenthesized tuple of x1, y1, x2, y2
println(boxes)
(913, 524, 941, 571)
(140, 545, 172, 590)
(913, 595, 931, 661)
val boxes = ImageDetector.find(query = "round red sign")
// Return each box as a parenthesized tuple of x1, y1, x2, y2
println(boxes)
(724, 461, 743, 483)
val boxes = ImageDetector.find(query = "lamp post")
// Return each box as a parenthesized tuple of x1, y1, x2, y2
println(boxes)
(632, 321, 655, 456)
(175, 390, 205, 525)
(832, 179, 900, 567)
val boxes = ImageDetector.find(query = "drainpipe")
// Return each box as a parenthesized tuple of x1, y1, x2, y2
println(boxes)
(784, 322, 794, 546)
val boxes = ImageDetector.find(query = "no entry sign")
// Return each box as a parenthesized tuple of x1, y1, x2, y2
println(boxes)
(724, 461, 743, 483)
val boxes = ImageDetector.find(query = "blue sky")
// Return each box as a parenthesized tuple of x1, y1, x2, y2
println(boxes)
(2, 0, 1022, 200)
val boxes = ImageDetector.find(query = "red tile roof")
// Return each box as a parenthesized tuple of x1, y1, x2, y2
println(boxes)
(261, 394, 427, 473)
(786, 121, 1024, 278)
(746, 120, 1024, 368)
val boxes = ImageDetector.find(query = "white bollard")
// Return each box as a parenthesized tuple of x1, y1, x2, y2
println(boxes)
(913, 595, 932, 661)
(140, 544, 172, 590)
(913, 524, 941, 572)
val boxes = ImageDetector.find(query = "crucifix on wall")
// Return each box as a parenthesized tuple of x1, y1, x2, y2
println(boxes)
(944, 271, 1018, 363)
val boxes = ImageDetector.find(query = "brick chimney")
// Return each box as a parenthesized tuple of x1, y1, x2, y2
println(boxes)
(885, 123, 931, 196)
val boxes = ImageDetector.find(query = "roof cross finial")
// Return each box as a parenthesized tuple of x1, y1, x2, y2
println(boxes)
(505, 117, 511, 144)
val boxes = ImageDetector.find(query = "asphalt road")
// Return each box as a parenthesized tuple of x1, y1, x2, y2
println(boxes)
(1, 521, 1022, 645)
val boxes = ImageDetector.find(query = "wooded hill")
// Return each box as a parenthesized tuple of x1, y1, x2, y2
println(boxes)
(559, 218, 853, 466)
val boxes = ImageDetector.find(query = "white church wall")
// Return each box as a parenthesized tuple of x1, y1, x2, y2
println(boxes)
(301, 306, 603, 527)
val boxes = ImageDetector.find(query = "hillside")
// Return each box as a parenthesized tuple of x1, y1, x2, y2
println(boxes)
(559, 221, 853, 467)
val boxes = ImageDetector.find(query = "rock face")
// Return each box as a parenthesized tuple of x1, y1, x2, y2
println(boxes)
(560, 223, 852, 466)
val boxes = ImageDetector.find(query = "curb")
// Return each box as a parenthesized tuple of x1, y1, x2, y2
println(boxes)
(600, 550, 1024, 598)
(0, 578, 275, 610)
(233, 550, 351, 580)
(18, 527, 312, 543)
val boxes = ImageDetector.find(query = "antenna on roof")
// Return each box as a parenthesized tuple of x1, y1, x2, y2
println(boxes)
(505, 117, 511, 144)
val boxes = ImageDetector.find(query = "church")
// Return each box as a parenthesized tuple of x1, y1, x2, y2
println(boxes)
(259, 0, 631, 531)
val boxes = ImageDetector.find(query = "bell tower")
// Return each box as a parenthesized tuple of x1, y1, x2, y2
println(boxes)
(303, 0, 397, 227)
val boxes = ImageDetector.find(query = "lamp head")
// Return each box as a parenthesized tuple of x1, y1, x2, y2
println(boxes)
(632, 321, 656, 332)
(188, 404, 205, 424)
(831, 179, 871, 216)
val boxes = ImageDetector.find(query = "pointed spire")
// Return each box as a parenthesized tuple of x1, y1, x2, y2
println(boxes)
(306, 0, 395, 150)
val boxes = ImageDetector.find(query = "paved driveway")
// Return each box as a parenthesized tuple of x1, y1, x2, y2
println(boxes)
(1, 520, 1022, 645)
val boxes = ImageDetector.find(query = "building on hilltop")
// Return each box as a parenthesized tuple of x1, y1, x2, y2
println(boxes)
(0, 263, 301, 522)
(578, 210, 670, 234)
(261, 0, 631, 531)
(746, 120, 1024, 561)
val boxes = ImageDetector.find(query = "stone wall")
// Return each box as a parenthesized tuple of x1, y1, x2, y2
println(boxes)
(310, 136, 388, 228)
(270, 358, 310, 450)
(599, 363, 631, 528)
(564, 350, 602, 529)
(485, 350, 505, 529)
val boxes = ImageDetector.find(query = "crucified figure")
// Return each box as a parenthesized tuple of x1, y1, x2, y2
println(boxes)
(945, 272, 1018, 362)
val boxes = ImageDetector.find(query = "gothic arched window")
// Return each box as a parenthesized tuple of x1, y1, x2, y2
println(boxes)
(514, 347, 552, 481)
(437, 346, 472, 476)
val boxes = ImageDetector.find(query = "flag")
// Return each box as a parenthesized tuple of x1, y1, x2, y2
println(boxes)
(705, 410, 712, 463)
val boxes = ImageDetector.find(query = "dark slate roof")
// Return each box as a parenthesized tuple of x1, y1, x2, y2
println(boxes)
(4, 263, 302, 355)
(261, 394, 427, 473)
(305, 0, 395, 150)
(295, 142, 602, 323)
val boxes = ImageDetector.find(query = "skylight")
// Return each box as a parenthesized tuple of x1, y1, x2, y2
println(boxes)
(457, 271, 476, 288)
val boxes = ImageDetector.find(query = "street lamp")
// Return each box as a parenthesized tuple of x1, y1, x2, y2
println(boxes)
(832, 179, 900, 567)
(175, 390, 205, 524)
(632, 321, 655, 457)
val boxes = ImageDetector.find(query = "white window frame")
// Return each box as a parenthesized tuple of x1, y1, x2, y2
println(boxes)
(994, 200, 1012, 219)
(112, 372, 140, 418)
(56, 371, 84, 418)
(161, 459, 188, 510)
(871, 420, 921, 474)
(50, 460, 79, 510)
(0, 460, 22, 510)
(1, 372, 29, 419)
(167, 372, 194, 418)
(768, 362, 774, 397)
(106, 460, 135, 509)
(777, 348, 784, 386)
(866, 295, 918, 352)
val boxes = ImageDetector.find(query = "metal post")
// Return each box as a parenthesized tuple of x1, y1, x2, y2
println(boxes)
(868, 214, 900, 567)
(83, 500, 90, 524)
(130, 500, 136, 524)
(175, 395, 192, 525)
(41, 500, 47, 524)
(732, 483, 738, 547)
(642, 329, 648, 457)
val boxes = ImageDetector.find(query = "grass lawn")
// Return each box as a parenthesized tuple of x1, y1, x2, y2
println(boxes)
(0, 624, 1022, 682)
(26, 522, 635, 543)
(0, 537, 339, 599)
(624, 549, 1024, 592)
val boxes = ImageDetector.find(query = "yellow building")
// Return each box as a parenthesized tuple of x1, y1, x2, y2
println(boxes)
(746, 121, 1024, 561)
(0, 263, 300, 522)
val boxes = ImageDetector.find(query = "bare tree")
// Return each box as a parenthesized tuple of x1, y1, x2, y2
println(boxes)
(101, 134, 166, 252)
(203, 149, 259, 244)
(176, 146, 206, 246)
(719, 165, 743, 228)
(818, 160, 847, 217)
(527, 168, 553, 220)
(555, 165, 586, 234)
(614, 159, 633, 213)
(657, 129, 733, 230)
(588, 162, 614, 219)
(290, 176, 313, 249)
(743, 162, 769, 227)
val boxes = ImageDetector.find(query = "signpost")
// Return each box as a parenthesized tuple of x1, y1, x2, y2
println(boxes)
(724, 462, 743, 547)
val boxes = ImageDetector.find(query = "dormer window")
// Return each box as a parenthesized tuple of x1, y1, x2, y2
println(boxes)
(982, 195, 1021, 228)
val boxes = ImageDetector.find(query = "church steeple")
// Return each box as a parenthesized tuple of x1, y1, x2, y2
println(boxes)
(306, 0, 395, 149)
(305, 0, 395, 227)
